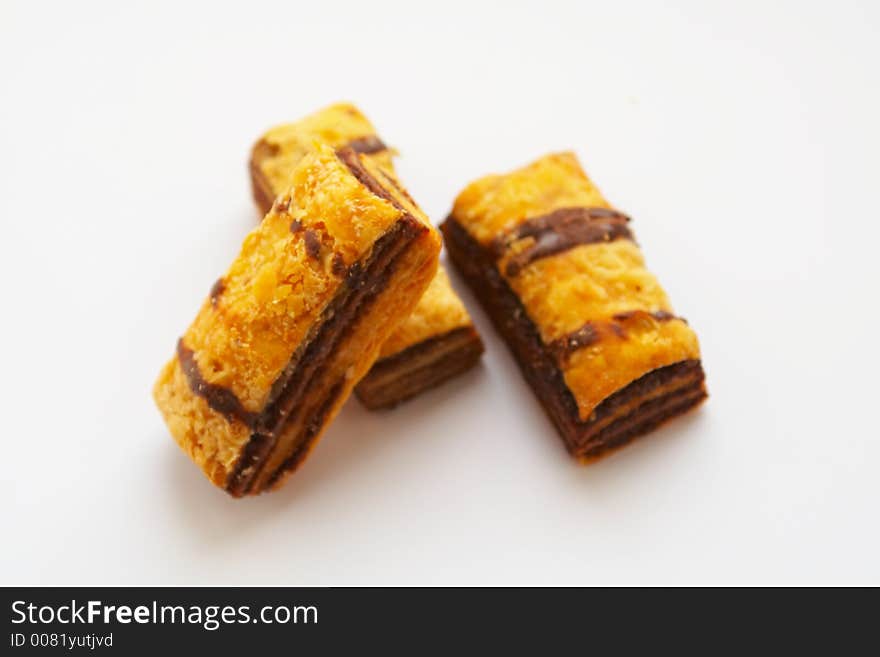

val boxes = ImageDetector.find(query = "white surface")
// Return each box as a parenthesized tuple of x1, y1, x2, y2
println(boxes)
(2, 0, 879, 586)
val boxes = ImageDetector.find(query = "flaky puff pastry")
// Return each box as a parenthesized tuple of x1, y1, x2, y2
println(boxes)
(155, 143, 440, 495)
(443, 152, 706, 461)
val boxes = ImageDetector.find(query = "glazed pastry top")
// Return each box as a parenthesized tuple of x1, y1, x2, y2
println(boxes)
(450, 152, 701, 420)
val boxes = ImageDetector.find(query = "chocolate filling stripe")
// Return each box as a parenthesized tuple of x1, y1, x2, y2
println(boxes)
(265, 378, 346, 488)
(177, 340, 257, 427)
(581, 383, 707, 460)
(346, 135, 388, 155)
(492, 206, 633, 276)
(368, 327, 479, 375)
(355, 326, 484, 410)
(547, 311, 681, 362)
(583, 360, 704, 432)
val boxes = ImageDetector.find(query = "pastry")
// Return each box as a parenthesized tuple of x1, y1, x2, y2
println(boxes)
(250, 103, 483, 409)
(442, 152, 706, 461)
(154, 143, 441, 495)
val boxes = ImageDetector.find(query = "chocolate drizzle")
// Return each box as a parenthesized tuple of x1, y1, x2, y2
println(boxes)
(210, 278, 225, 307)
(493, 207, 632, 276)
(335, 147, 405, 210)
(613, 309, 678, 323)
(176, 339, 256, 426)
(548, 311, 680, 362)
(547, 324, 599, 361)
(303, 230, 321, 260)
(345, 135, 388, 155)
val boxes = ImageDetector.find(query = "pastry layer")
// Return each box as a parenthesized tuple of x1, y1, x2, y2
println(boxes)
(355, 326, 484, 410)
(442, 152, 706, 459)
(250, 102, 482, 408)
(577, 360, 705, 461)
(154, 144, 440, 494)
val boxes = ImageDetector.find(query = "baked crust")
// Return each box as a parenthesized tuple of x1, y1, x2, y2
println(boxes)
(442, 152, 706, 460)
(250, 103, 482, 408)
(154, 143, 441, 494)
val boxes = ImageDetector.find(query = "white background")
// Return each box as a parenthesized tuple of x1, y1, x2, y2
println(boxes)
(2, 0, 878, 585)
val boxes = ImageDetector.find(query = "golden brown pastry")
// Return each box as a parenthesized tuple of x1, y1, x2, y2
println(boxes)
(154, 143, 441, 495)
(442, 152, 706, 461)
(250, 103, 482, 409)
